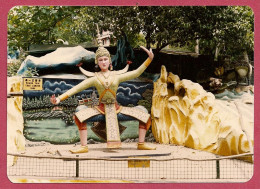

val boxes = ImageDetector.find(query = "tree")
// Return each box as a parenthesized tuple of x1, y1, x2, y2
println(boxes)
(8, 6, 87, 51)
(176, 6, 254, 61)
(89, 6, 253, 59)
(220, 6, 254, 62)
(89, 6, 186, 52)
(8, 6, 254, 62)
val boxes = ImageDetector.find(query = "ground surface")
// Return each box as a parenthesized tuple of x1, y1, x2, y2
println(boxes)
(7, 142, 253, 183)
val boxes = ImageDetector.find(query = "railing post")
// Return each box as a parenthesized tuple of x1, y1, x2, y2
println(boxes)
(76, 155, 79, 177)
(216, 159, 220, 179)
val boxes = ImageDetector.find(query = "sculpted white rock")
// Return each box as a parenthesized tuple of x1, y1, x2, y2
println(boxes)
(7, 76, 25, 166)
(17, 46, 95, 75)
(151, 66, 253, 161)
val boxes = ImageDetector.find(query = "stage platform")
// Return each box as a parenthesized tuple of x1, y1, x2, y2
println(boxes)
(21, 142, 216, 160)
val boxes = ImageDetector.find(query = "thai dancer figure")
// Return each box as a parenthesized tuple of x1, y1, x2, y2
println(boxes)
(51, 46, 155, 153)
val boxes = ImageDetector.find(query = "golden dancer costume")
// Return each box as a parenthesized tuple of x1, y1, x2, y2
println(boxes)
(57, 47, 153, 149)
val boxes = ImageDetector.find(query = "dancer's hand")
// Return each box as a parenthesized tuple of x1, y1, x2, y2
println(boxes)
(140, 46, 154, 60)
(50, 94, 60, 105)
(127, 60, 133, 65)
(76, 62, 83, 67)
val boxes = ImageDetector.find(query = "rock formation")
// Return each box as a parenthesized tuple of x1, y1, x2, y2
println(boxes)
(7, 76, 25, 166)
(17, 46, 95, 75)
(151, 66, 253, 161)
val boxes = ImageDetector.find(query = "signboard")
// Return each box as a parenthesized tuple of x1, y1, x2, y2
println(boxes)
(128, 157, 150, 168)
(23, 78, 43, 90)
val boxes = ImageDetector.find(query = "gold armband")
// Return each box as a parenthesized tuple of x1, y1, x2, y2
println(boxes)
(144, 58, 152, 67)
(59, 94, 69, 101)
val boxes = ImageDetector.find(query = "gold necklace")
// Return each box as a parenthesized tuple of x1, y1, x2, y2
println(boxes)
(100, 71, 111, 89)
(100, 71, 110, 79)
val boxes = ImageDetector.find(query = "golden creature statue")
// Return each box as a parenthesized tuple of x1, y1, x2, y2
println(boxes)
(51, 46, 155, 153)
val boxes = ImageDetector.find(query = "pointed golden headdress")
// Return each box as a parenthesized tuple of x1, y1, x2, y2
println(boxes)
(95, 47, 111, 64)
(95, 24, 111, 64)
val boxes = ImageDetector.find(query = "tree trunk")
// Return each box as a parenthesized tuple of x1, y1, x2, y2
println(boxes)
(243, 50, 249, 63)
(146, 43, 151, 49)
(146, 37, 151, 49)
(214, 43, 221, 61)
(156, 43, 169, 52)
(195, 39, 200, 54)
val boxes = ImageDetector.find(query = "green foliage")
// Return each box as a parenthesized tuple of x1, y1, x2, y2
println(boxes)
(24, 67, 39, 77)
(7, 60, 21, 77)
(184, 6, 254, 59)
(8, 6, 86, 50)
(7, 59, 39, 77)
(91, 6, 185, 51)
(84, 6, 254, 58)
(23, 95, 78, 110)
(8, 6, 254, 61)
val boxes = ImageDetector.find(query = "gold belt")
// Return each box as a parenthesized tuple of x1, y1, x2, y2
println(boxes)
(100, 98, 116, 104)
